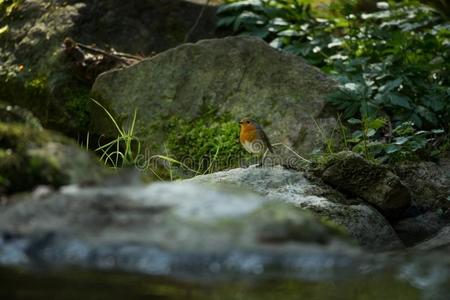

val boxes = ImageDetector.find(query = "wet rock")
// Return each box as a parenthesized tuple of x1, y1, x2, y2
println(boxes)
(0, 123, 104, 194)
(316, 151, 410, 217)
(0, 0, 220, 136)
(91, 36, 337, 156)
(189, 166, 403, 251)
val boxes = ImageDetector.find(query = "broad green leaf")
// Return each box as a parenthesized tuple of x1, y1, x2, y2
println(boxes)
(217, 16, 236, 28)
(431, 129, 445, 134)
(347, 118, 362, 124)
(217, 1, 261, 14)
(388, 93, 412, 109)
(385, 144, 399, 153)
(394, 136, 409, 145)
(352, 130, 363, 139)
(278, 29, 301, 37)
(367, 118, 386, 130)
(379, 78, 402, 93)
(416, 105, 438, 125)
(366, 128, 377, 137)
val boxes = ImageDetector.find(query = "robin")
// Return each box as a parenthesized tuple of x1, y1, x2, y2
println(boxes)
(239, 118, 274, 155)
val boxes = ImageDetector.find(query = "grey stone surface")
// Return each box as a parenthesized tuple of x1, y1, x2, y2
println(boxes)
(189, 165, 403, 250)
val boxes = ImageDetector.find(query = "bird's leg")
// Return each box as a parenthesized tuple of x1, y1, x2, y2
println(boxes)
(256, 149, 269, 168)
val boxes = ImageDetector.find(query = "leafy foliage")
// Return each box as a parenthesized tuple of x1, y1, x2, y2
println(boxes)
(343, 118, 445, 162)
(218, 0, 450, 161)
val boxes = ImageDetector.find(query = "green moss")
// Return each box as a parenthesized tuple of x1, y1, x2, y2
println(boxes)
(25, 76, 47, 91)
(166, 112, 251, 173)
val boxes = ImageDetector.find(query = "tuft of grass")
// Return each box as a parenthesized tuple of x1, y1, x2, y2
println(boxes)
(91, 98, 141, 168)
(90, 99, 205, 180)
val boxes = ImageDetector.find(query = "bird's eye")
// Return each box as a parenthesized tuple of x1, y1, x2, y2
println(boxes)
(246, 121, 250, 124)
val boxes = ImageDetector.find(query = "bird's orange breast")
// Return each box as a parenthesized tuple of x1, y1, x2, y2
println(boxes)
(240, 126, 258, 144)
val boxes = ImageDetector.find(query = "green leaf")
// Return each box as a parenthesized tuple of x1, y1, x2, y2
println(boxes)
(347, 118, 362, 124)
(367, 118, 386, 130)
(394, 137, 409, 145)
(278, 29, 301, 37)
(217, 16, 236, 28)
(233, 12, 264, 32)
(385, 144, 399, 154)
(431, 129, 445, 134)
(379, 78, 402, 93)
(388, 93, 412, 109)
(366, 128, 377, 137)
(416, 105, 438, 125)
(352, 130, 363, 139)
(217, 1, 261, 14)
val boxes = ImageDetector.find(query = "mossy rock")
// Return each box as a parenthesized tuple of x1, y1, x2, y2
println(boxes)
(315, 151, 411, 218)
(0, 122, 104, 194)
(91, 37, 338, 167)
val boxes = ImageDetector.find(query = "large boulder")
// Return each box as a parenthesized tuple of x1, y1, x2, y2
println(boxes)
(0, 122, 104, 194)
(189, 166, 403, 251)
(91, 36, 337, 158)
(0, 0, 219, 136)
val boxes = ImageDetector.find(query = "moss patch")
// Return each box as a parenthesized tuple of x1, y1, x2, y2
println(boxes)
(165, 113, 251, 173)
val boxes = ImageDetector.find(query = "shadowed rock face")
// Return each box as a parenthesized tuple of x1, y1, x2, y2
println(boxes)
(91, 36, 338, 157)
